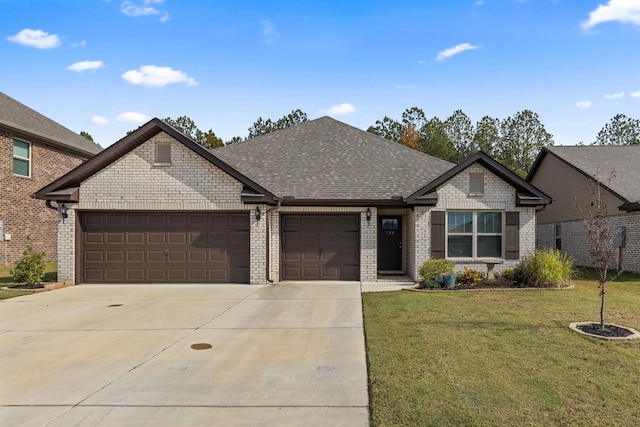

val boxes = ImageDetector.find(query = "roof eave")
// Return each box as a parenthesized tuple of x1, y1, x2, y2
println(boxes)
(1, 121, 102, 158)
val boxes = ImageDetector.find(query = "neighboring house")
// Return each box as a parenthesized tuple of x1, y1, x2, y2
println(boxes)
(528, 146, 640, 272)
(36, 117, 550, 285)
(0, 92, 102, 265)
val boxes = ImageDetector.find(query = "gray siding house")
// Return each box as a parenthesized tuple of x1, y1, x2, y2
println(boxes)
(528, 146, 640, 272)
(36, 117, 550, 284)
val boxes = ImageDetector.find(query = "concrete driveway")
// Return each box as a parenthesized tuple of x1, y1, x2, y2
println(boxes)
(0, 283, 369, 426)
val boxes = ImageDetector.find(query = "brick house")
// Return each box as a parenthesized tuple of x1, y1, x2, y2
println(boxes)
(0, 92, 102, 265)
(36, 117, 550, 284)
(528, 146, 640, 272)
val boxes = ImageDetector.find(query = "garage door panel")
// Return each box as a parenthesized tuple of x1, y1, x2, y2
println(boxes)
(281, 214, 360, 281)
(81, 212, 249, 284)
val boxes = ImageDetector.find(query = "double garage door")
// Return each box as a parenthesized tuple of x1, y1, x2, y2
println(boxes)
(80, 212, 249, 284)
(281, 214, 360, 281)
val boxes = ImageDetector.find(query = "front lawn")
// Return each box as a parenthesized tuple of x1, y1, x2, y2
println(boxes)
(0, 262, 57, 300)
(363, 270, 640, 426)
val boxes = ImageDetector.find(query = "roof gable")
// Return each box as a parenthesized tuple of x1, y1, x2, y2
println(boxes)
(408, 151, 551, 206)
(0, 91, 102, 157)
(35, 118, 277, 203)
(528, 146, 640, 211)
(213, 116, 455, 202)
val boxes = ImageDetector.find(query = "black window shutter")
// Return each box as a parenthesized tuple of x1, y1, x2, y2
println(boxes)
(431, 211, 446, 259)
(505, 211, 520, 260)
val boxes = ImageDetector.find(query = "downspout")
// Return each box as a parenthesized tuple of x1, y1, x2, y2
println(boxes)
(265, 200, 281, 283)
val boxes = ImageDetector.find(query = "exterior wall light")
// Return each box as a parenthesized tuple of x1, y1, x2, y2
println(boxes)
(366, 208, 372, 222)
(255, 206, 261, 221)
(59, 204, 68, 221)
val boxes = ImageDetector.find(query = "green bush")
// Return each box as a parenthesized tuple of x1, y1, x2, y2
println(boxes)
(11, 236, 46, 285)
(419, 258, 455, 288)
(515, 248, 574, 288)
(457, 267, 484, 286)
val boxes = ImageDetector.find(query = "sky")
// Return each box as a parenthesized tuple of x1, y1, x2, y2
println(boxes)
(1, 0, 639, 148)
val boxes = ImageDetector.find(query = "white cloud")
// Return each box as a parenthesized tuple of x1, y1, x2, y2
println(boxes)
(67, 60, 104, 72)
(436, 43, 480, 62)
(417, 60, 425, 65)
(7, 29, 61, 49)
(121, 0, 169, 21)
(121, 65, 197, 87)
(117, 112, 150, 123)
(604, 92, 625, 99)
(631, 89, 640, 99)
(576, 101, 593, 109)
(322, 103, 356, 116)
(90, 115, 109, 125)
(72, 40, 87, 48)
(581, 0, 640, 30)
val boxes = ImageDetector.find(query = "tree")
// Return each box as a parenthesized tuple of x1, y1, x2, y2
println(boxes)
(367, 116, 402, 142)
(498, 110, 553, 177)
(80, 131, 94, 141)
(444, 109, 475, 162)
(421, 117, 456, 162)
(163, 116, 223, 149)
(593, 113, 640, 145)
(576, 169, 621, 329)
(473, 116, 501, 156)
(225, 136, 243, 145)
(247, 109, 308, 139)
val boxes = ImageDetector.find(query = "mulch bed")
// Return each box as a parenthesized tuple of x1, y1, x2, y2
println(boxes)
(575, 323, 635, 338)
(7, 283, 45, 290)
(416, 280, 571, 291)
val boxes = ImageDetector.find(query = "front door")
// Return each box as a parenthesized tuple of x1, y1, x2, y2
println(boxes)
(378, 215, 402, 271)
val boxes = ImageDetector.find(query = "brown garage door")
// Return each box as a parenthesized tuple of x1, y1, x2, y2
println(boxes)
(281, 214, 360, 281)
(80, 212, 250, 284)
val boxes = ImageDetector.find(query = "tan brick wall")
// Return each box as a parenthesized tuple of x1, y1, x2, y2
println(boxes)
(538, 212, 639, 273)
(0, 129, 85, 265)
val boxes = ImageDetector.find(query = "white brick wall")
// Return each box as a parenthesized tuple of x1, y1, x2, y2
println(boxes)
(413, 164, 537, 279)
(65, 133, 267, 284)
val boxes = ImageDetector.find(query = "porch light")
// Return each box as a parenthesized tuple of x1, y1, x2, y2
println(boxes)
(366, 208, 372, 222)
(255, 206, 261, 221)
(59, 204, 68, 220)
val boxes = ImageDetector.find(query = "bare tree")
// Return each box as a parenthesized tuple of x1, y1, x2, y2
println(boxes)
(576, 169, 622, 329)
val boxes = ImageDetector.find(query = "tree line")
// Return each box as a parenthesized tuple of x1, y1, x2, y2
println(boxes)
(83, 110, 639, 177)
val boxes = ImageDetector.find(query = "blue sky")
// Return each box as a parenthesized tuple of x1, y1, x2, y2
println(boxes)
(2, 0, 639, 147)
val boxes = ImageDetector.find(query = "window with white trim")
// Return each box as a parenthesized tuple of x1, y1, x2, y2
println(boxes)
(13, 139, 31, 177)
(447, 211, 502, 258)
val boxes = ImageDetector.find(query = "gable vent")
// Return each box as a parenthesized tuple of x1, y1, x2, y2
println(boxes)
(155, 141, 171, 164)
(469, 172, 484, 194)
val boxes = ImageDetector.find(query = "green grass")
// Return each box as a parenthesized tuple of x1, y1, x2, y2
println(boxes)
(363, 270, 640, 426)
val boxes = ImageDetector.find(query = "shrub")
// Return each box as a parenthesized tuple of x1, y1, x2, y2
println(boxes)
(419, 259, 455, 288)
(500, 268, 516, 282)
(11, 236, 46, 285)
(515, 248, 574, 287)
(457, 267, 483, 286)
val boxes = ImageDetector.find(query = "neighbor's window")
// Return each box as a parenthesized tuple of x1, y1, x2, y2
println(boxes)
(13, 139, 31, 177)
(155, 141, 171, 164)
(555, 224, 562, 250)
(447, 211, 502, 258)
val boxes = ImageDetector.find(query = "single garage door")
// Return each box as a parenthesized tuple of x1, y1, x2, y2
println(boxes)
(281, 214, 360, 281)
(80, 212, 250, 284)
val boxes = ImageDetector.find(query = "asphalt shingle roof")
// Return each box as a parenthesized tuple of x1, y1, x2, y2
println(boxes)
(545, 145, 640, 204)
(213, 116, 455, 200)
(0, 91, 102, 156)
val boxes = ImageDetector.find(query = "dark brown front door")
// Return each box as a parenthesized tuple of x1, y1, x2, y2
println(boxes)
(281, 214, 360, 281)
(378, 215, 402, 271)
(80, 212, 250, 284)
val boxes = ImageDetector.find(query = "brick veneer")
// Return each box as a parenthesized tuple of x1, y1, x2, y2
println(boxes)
(0, 130, 84, 265)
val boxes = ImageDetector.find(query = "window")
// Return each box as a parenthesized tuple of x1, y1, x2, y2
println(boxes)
(13, 139, 30, 177)
(555, 224, 562, 250)
(381, 218, 398, 230)
(155, 141, 171, 164)
(469, 172, 484, 194)
(447, 211, 502, 258)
